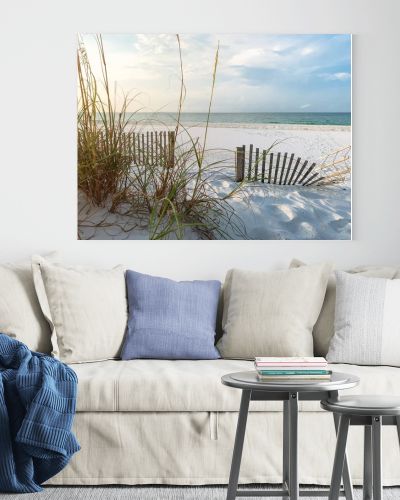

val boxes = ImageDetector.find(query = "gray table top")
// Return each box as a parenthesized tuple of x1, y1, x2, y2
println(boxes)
(321, 395, 400, 416)
(221, 370, 360, 393)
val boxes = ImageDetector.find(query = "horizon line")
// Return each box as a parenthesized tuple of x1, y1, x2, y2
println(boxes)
(124, 110, 351, 114)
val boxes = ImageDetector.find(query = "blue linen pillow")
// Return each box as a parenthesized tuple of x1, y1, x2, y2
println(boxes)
(121, 270, 221, 360)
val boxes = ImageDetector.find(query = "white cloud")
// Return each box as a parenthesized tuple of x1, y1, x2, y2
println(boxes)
(300, 46, 315, 56)
(300, 104, 310, 109)
(322, 72, 351, 81)
(229, 47, 281, 68)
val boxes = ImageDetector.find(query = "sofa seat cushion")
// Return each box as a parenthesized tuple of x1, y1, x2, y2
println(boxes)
(72, 359, 400, 413)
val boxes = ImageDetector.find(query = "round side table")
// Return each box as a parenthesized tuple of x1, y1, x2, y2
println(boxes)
(221, 370, 360, 500)
(321, 395, 400, 500)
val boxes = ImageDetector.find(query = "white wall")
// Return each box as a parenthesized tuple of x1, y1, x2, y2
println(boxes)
(0, 0, 399, 279)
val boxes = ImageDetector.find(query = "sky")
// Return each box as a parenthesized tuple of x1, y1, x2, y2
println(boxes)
(80, 34, 351, 113)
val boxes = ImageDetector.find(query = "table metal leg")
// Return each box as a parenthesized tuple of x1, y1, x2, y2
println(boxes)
(289, 392, 299, 500)
(363, 426, 373, 500)
(329, 415, 350, 500)
(333, 413, 354, 500)
(226, 389, 251, 500)
(396, 416, 400, 449)
(372, 416, 382, 500)
(283, 400, 290, 493)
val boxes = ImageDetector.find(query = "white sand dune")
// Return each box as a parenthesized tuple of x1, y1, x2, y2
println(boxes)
(211, 177, 351, 240)
(78, 124, 351, 240)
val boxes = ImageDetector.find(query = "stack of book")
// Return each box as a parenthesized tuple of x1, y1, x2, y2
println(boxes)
(254, 357, 331, 381)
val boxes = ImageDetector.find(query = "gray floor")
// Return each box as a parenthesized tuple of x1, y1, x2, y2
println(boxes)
(1, 486, 400, 499)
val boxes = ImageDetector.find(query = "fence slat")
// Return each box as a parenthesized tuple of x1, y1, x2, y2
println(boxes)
(279, 152, 288, 185)
(299, 162, 316, 185)
(247, 144, 253, 180)
(168, 131, 172, 167)
(163, 132, 167, 166)
(303, 171, 319, 186)
(274, 152, 281, 184)
(288, 157, 301, 185)
(268, 153, 273, 183)
(261, 150, 266, 183)
(307, 175, 324, 186)
(284, 153, 294, 185)
(172, 131, 176, 167)
(293, 160, 308, 185)
(168, 131, 176, 168)
(254, 148, 259, 181)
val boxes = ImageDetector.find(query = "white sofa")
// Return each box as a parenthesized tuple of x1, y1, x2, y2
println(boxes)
(2, 258, 399, 487)
(47, 359, 400, 486)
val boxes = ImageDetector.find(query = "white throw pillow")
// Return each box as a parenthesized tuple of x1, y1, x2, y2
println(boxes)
(217, 262, 332, 359)
(290, 259, 399, 357)
(32, 255, 128, 363)
(0, 260, 52, 353)
(327, 271, 400, 366)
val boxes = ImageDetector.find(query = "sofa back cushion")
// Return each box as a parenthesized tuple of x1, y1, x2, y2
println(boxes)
(0, 261, 52, 353)
(32, 256, 128, 363)
(217, 262, 332, 359)
(290, 259, 399, 356)
(327, 271, 400, 366)
(121, 270, 221, 360)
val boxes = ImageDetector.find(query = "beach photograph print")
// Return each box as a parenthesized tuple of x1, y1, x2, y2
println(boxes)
(78, 34, 351, 240)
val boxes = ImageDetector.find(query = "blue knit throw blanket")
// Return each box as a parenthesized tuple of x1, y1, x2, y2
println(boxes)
(0, 334, 80, 493)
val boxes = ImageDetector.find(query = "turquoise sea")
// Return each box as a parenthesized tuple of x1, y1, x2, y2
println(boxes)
(128, 112, 351, 127)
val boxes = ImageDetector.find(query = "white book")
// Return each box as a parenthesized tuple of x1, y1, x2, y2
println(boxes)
(255, 356, 327, 365)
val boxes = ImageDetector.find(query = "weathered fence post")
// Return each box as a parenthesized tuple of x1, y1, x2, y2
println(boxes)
(235, 146, 245, 182)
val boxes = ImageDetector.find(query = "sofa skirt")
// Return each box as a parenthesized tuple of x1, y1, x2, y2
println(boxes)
(47, 411, 400, 486)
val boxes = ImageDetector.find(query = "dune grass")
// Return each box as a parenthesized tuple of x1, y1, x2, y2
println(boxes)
(77, 35, 137, 206)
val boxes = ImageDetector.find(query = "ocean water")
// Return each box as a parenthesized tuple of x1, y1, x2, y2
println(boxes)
(128, 112, 351, 127)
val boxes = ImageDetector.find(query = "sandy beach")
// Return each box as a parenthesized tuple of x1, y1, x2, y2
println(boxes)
(184, 123, 350, 162)
(78, 123, 351, 240)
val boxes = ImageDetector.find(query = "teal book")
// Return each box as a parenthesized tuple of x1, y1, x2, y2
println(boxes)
(257, 370, 331, 376)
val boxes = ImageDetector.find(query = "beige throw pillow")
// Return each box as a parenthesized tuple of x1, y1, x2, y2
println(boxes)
(32, 256, 128, 363)
(217, 262, 332, 359)
(0, 260, 52, 353)
(290, 259, 399, 357)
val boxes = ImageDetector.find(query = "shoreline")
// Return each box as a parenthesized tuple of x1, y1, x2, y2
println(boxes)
(132, 122, 351, 133)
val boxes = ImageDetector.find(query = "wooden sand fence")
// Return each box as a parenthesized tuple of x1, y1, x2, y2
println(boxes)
(235, 145, 351, 187)
(97, 130, 176, 168)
